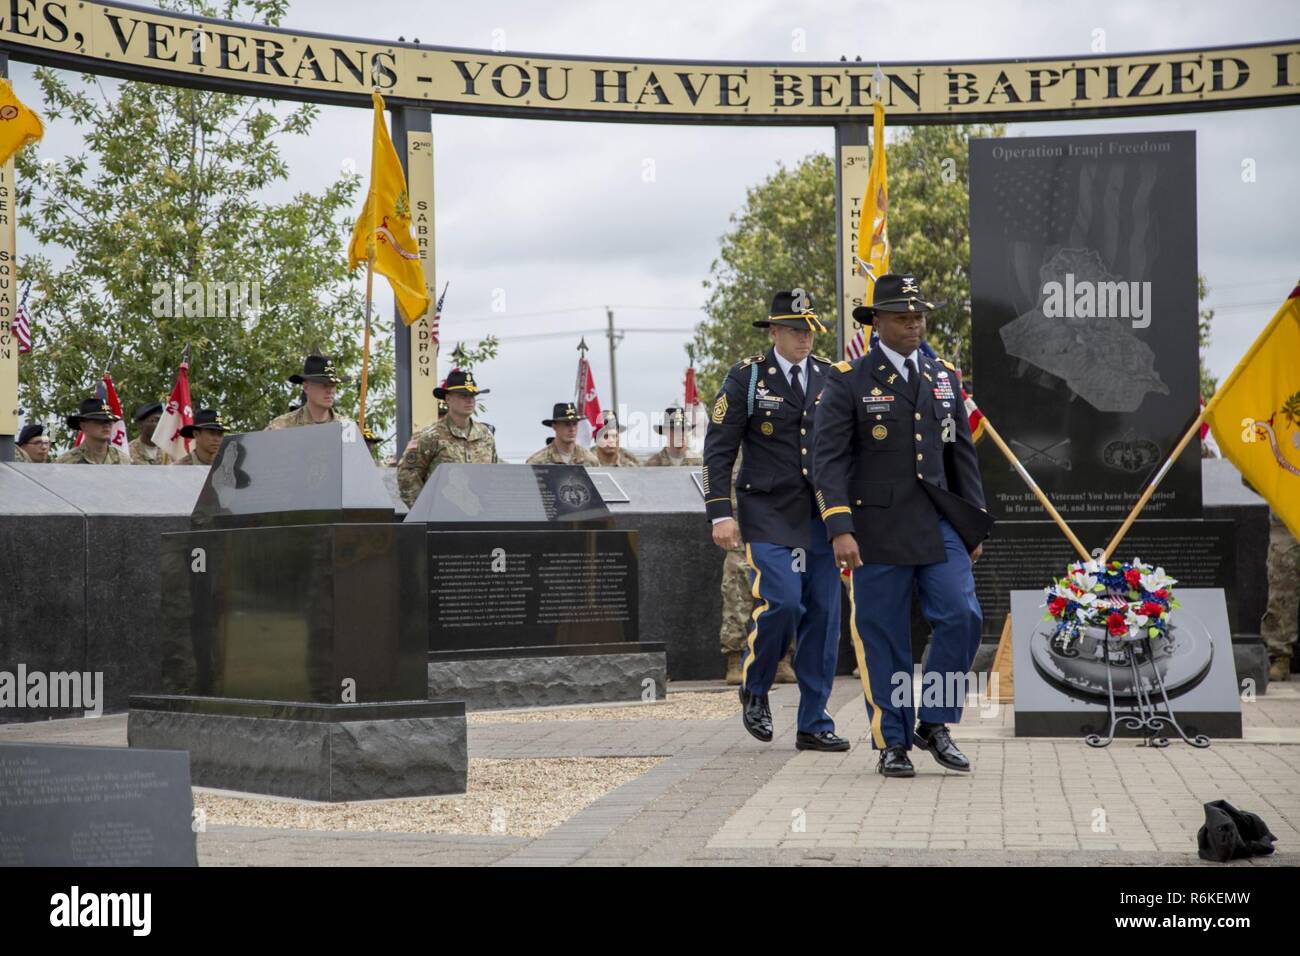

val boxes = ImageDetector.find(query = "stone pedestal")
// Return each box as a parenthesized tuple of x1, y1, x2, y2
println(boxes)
(129, 695, 466, 802)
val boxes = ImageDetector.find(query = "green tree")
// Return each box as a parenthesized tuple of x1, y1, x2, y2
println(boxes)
(1197, 273, 1217, 400)
(15, 0, 389, 447)
(693, 123, 1003, 398)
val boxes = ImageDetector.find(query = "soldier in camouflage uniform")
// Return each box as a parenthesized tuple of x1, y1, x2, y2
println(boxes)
(719, 452, 796, 684)
(644, 406, 702, 467)
(128, 401, 172, 465)
(397, 368, 497, 507)
(55, 398, 131, 465)
(266, 353, 355, 430)
(1264, 512, 1299, 681)
(173, 409, 228, 467)
(592, 412, 640, 467)
(527, 402, 600, 466)
(14, 424, 50, 463)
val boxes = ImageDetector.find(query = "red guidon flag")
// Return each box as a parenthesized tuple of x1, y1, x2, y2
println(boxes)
(574, 349, 602, 446)
(155, 357, 195, 461)
(685, 364, 708, 455)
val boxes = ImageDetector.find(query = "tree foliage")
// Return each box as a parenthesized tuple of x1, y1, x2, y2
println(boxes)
(15, 0, 388, 446)
(693, 123, 1003, 399)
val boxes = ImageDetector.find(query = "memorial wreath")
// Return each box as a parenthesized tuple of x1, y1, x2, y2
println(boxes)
(1042, 557, 1180, 647)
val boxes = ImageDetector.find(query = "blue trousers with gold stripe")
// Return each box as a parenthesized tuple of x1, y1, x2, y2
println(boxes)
(848, 518, 982, 750)
(741, 517, 841, 735)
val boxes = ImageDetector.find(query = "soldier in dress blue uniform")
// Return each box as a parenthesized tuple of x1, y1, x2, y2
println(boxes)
(703, 290, 848, 752)
(814, 274, 993, 778)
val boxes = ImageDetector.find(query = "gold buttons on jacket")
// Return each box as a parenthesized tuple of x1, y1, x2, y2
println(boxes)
(801, 467, 808, 476)
(854, 499, 862, 506)
(801, 448, 807, 455)
(915, 413, 921, 421)
(917, 453, 923, 460)
(915, 433, 922, 441)
(800, 428, 806, 435)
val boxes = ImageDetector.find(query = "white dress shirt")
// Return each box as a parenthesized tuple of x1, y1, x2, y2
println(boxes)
(772, 350, 808, 390)
(877, 341, 920, 381)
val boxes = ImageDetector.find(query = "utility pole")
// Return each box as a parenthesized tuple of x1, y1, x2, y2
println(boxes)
(605, 306, 623, 416)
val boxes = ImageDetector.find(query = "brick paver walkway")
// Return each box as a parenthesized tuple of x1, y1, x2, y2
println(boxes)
(3, 679, 1296, 866)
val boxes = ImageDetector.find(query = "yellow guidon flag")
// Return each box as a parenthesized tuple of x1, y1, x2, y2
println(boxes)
(1204, 281, 1300, 540)
(0, 77, 44, 166)
(855, 96, 889, 293)
(347, 91, 429, 324)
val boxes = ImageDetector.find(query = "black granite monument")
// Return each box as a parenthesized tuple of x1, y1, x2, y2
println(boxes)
(129, 424, 467, 801)
(406, 463, 664, 710)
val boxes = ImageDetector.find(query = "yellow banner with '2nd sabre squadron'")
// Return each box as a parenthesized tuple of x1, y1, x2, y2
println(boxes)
(1205, 282, 1300, 540)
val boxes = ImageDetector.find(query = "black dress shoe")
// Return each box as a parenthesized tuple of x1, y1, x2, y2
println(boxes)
(796, 730, 850, 752)
(739, 687, 773, 742)
(913, 724, 971, 772)
(877, 745, 915, 777)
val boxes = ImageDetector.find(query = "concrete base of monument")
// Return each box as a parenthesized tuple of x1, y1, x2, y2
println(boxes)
(127, 695, 467, 802)
(428, 643, 668, 711)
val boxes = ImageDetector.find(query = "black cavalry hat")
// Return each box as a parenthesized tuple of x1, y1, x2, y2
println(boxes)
(851, 273, 940, 325)
(542, 402, 582, 427)
(133, 401, 164, 422)
(17, 423, 44, 445)
(595, 411, 626, 435)
(753, 290, 828, 332)
(289, 352, 350, 385)
(433, 367, 488, 399)
(653, 405, 695, 435)
(180, 408, 229, 438)
(65, 397, 121, 430)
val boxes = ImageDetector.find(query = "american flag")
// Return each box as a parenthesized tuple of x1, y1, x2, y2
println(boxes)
(14, 280, 32, 354)
(430, 281, 448, 345)
(845, 324, 867, 360)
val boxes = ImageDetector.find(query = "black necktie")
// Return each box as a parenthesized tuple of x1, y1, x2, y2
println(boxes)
(790, 363, 805, 405)
(904, 357, 919, 401)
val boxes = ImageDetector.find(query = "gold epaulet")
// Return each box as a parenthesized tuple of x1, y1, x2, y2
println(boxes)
(812, 353, 834, 365)
(740, 353, 764, 367)
(832, 360, 852, 373)
(940, 358, 957, 371)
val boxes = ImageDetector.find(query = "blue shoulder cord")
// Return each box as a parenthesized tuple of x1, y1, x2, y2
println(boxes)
(746, 362, 759, 418)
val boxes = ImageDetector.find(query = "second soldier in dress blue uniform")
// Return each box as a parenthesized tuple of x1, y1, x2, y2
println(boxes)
(814, 274, 993, 778)
(703, 290, 849, 752)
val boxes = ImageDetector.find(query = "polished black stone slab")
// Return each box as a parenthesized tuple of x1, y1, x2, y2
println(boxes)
(1011, 588, 1242, 738)
(429, 640, 665, 662)
(130, 694, 463, 721)
(405, 463, 611, 527)
(970, 131, 1202, 521)
(974, 519, 1236, 639)
(0, 741, 197, 866)
(192, 423, 396, 529)
(160, 522, 428, 703)
(427, 529, 638, 652)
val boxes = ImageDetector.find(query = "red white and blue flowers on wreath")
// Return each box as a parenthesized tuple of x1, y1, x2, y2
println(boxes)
(1042, 557, 1179, 645)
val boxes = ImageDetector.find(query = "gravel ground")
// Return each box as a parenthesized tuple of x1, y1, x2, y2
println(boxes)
(468, 691, 740, 725)
(194, 757, 663, 838)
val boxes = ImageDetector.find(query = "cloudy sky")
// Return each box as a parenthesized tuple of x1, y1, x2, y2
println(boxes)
(13, 0, 1300, 459)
